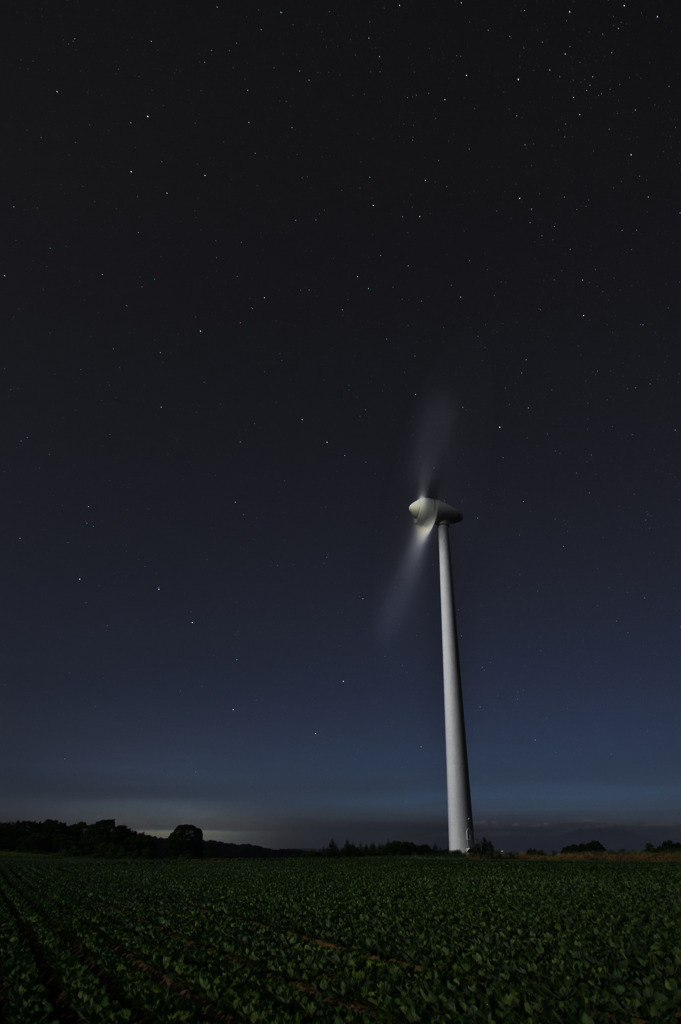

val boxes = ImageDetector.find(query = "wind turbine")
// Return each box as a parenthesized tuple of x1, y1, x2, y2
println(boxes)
(409, 495, 474, 853)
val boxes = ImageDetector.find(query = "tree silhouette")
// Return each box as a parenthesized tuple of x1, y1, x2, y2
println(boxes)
(165, 824, 204, 858)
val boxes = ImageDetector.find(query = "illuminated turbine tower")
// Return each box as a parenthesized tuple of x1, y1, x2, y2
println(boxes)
(409, 496, 474, 853)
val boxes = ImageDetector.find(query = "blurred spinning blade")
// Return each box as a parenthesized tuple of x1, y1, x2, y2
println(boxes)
(376, 393, 457, 641)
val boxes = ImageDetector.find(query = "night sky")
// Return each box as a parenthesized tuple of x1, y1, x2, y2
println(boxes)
(3, 2, 680, 853)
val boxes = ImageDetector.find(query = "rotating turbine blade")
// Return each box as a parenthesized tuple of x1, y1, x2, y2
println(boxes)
(420, 464, 440, 502)
(378, 393, 458, 641)
(376, 498, 433, 641)
(410, 392, 456, 501)
(377, 495, 463, 642)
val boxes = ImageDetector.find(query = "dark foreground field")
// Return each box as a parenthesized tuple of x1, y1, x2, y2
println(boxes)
(1, 855, 679, 1022)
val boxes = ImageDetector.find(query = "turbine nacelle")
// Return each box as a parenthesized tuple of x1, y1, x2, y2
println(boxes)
(408, 496, 463, 534)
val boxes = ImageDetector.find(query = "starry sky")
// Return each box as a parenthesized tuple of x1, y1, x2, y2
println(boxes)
(2, 2, 680, 853)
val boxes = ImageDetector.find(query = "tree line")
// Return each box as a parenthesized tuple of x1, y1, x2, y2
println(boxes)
(0, 819, 165, 858)
(0, 820, 305, 859)
(1, 820, 678, 859)
(0, 822, 487, 858)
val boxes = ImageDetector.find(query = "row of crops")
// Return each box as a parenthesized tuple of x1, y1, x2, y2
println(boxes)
(1, 854, 680, 1022)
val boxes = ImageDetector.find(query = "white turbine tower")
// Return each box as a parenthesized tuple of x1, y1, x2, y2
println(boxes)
(409, 496, 474, 853)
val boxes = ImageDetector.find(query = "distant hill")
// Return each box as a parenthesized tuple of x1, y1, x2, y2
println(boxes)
(204, 839, 305, 858)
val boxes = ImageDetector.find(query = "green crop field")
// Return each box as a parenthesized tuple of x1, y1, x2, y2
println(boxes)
(1, 855, 679, 1023)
